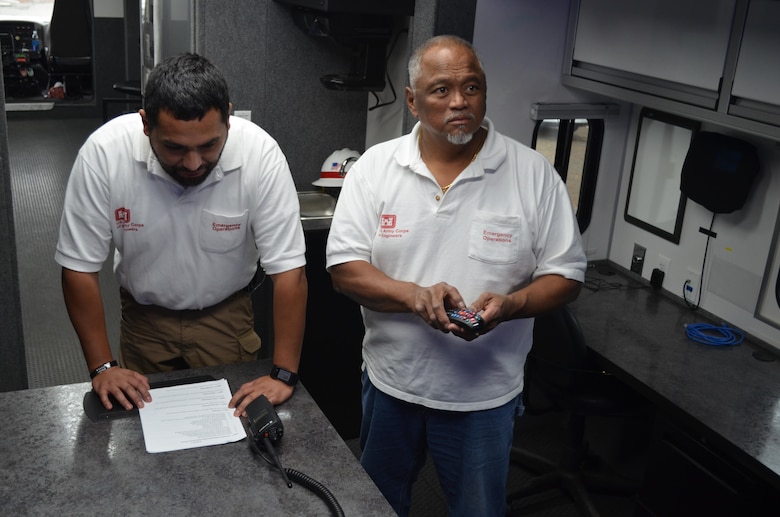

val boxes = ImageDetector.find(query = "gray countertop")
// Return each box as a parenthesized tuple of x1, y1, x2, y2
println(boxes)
(571, 263, 780, 490)
(0, 360, 393, 516)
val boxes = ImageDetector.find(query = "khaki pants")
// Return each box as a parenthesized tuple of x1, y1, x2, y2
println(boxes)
(119, 288, 261, 374)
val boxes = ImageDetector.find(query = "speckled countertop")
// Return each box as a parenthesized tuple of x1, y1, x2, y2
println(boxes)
(0, 360, 393, 516)
(572, 262, 780, 490)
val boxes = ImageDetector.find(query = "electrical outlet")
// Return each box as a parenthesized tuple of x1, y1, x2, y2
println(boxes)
(657, 254, 671, 274)
(234, 110, 252, 121)
(631, 244, 646, 275)
(684, 268, 701, 303)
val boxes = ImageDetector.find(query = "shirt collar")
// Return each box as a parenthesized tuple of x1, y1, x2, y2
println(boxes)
(396, 117, 506, 174)
(132, 115, 242, 186)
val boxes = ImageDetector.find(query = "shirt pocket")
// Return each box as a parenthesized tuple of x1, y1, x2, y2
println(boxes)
(199, 209, 249, 253)
(468, 211, 523, 265)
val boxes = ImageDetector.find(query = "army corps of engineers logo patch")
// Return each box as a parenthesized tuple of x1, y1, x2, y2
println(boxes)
(379, 214, 408, 239)
(115, 207, 144, 232)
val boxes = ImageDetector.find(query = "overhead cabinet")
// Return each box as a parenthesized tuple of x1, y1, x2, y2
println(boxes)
(729, 1, 780, 126)
(563, 0, 780, 141)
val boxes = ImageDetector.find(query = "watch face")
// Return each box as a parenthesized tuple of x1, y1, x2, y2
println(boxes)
(272, 367, 297, 386)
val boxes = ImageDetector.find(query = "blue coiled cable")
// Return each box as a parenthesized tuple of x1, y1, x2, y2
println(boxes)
(685, 322, 745, 346)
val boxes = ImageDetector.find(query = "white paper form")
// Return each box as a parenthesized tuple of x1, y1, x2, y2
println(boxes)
(138, 378, 246, 453)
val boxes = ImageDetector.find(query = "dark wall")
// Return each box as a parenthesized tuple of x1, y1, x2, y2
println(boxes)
(195, 0, 369, 189)
(94, 15, 129, 109)
(0, 72, 28, 392)
(124, 0, 141, 82)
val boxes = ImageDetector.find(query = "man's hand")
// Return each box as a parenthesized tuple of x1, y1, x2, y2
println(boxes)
(92, 367, 151, 410)
(228, 376, 294, 417)
(465, 276, 584, 338)
(472, 275, 582, 323)
(471, 291, 516, 327)
(410, 281, 466, 331)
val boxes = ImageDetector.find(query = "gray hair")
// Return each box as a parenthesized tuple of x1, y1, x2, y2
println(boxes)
(408, 35, 485, 90)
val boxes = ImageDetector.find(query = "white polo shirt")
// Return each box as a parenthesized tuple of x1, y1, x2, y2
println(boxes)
(55, 114, 305, 310)
(326, 119, 586, 411)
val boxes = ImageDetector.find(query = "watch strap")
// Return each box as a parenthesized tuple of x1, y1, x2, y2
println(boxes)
(90, 360, 118, 379)
(270, 365, 299, 386)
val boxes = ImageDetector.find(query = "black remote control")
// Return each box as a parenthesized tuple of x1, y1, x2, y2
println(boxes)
(447, 309, 485, 332)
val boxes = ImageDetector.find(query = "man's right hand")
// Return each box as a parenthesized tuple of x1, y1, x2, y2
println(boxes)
(92, 367, 152, 410)
(411, 282, 466, 331)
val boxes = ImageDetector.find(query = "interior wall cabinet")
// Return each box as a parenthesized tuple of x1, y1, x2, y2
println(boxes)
(563, 0, 780, 141)
(728, 0, 780, 126)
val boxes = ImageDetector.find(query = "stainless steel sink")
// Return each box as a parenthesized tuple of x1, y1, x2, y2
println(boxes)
(298, 191, 336, 217)
(298, 191, 336, 230)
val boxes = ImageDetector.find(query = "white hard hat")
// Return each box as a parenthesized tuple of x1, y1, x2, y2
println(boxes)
(313, 148, 361, 187)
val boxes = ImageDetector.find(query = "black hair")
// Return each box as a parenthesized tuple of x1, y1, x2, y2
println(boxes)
(143, 53, 230, 130)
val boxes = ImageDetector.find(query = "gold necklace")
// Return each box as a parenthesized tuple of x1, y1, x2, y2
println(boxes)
(418, 130, 485, 194)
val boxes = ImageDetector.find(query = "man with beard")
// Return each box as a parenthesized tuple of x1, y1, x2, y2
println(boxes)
(55, 53, 307, 417)
(325, 35, 586, 516)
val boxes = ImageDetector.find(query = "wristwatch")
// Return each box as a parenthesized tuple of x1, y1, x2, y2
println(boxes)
(270, 365, 299, 387)
(90, 360, 118, 379)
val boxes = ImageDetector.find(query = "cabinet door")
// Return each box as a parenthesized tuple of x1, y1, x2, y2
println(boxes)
(730, 1, 780, 109)
(572, 0, 735, 103)
(636, 418, 780, 517)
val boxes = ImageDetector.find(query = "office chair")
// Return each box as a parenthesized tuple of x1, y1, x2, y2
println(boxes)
(47, 0, 94, 98)
(506, 305, 648, 517)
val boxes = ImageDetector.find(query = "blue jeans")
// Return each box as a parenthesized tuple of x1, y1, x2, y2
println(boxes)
(360, 371, 520, 517)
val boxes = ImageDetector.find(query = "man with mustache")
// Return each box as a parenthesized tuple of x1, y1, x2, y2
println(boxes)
(326, 35, 586, 516)
(55, 53, 307, 417)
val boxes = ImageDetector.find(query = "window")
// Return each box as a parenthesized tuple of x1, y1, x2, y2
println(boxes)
(531, 117, 604, 233)
(623, 108, 698, 244)
(0, 1, 55, 23)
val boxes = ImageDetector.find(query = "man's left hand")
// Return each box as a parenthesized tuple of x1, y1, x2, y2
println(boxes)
(228, 375, 294, 416)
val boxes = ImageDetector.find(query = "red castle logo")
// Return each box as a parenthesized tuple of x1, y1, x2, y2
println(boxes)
(115, 207, 143, 231)
(115, 207, 130, 223)
(380, 214, 396, 229)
